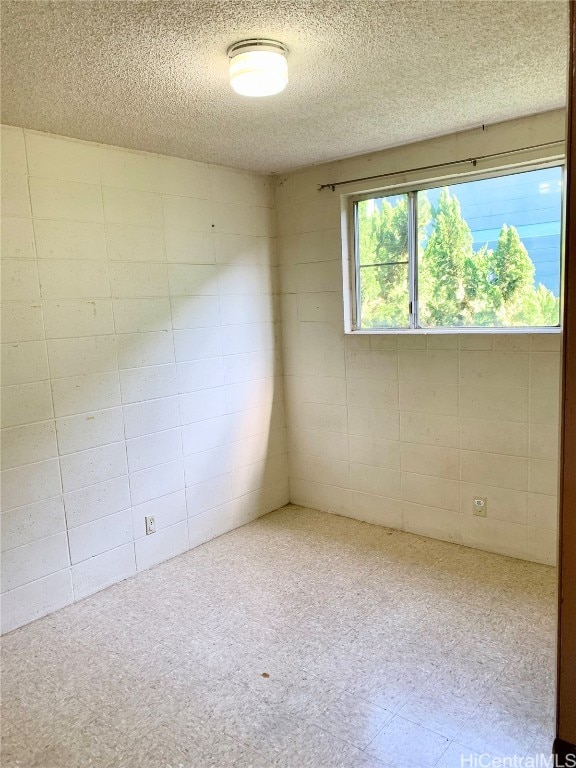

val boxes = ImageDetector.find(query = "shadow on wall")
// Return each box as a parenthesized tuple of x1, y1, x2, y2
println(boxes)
(0, 125, 289, 633)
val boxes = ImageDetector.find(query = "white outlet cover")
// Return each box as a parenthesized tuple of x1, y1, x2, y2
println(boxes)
(145, 515, 156, 535)
(473, 497, 487, 517)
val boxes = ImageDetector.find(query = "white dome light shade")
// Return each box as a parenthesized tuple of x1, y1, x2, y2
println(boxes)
(227, 39, 288, 97)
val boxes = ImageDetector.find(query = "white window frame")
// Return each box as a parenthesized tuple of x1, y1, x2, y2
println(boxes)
(342, 160, 565, 334)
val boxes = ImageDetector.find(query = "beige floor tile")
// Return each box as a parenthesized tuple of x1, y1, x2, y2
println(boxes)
(1, 613, 92, 662)
(26, 719, 129, 768)
(398, 686, 478, 741)
(110, 727, 197, 767)
(1, 505, 555, 768)
(232, 655, 330, 714)
(414, 650, 507, 720)
(524, 731, 555, 762)
(435, 742, 483, 768)
(365, 714, 450, 768)
(121, 709, 276, 767)
(1, 661, 58, 712)
(454, 698, 540, 759)
(82, 628, 183, 682)
(0, 719, 35, 768)
(474, 681, 555, 736)
(310, 687, 393, 749)
(209, 700, 304, 763)
(311, 646, 437, 712)
(274, 721, 378, 768)
(3, 696, 99, 756)
(1, 663, 98, 744)
(498, 650, 557, 695)
(22, 641, 134, 698)
(0, 645, 26, 678)
(85, 663, 218, 735)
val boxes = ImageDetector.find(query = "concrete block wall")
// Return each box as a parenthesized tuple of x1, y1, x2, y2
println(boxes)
(0, 126, 288, 632)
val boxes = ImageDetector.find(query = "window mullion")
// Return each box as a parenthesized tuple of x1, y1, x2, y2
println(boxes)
(408, 191, 418, 329)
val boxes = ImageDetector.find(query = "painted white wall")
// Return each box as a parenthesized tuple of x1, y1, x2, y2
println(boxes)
(0, 126, 288, 633)
(276, 110, 564, 567)
(0, 112, 564, 632)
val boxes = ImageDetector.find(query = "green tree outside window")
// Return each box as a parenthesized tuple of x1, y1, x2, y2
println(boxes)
(358, 183, 560, 329)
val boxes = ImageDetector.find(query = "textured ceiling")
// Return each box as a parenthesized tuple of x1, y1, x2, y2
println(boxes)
(0, 0, 569, 173)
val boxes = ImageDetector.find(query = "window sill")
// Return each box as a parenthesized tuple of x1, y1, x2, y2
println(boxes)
(345, 327, 563, 335)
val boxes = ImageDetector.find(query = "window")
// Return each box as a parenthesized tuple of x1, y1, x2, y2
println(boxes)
(349, 165, 563, 331)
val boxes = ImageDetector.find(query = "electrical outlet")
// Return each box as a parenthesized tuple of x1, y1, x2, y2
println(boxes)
(145, 515, 156, 535)
(473, 497, 487, 517)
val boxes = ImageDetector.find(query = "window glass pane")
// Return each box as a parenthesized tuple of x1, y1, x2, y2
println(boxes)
(357, 194, 410, 328)
(417, 167, 562, 328)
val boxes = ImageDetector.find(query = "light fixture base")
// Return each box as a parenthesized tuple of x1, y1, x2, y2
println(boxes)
(227, 39, 288, 59)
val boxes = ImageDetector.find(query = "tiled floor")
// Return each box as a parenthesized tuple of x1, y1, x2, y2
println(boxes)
(1, 505, 556, 768)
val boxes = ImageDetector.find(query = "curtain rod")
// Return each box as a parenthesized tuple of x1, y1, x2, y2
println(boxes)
(317, 139, 565, 191)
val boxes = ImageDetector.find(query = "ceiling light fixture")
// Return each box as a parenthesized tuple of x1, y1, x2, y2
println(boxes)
(227, 39, 288, 97)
